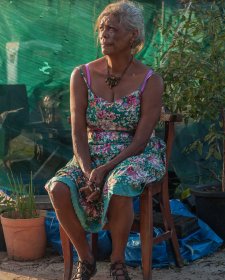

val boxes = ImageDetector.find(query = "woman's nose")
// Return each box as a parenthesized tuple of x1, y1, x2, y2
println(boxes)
(101, 28, 109, 38)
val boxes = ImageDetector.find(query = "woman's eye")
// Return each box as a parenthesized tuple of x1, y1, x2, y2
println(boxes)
(99, 26, 116, 32)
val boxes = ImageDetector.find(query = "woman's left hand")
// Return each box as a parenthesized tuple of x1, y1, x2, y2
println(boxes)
(79, 165, 108, 202)
(86, 165, 108, 202)
(89, 165, 108, 186)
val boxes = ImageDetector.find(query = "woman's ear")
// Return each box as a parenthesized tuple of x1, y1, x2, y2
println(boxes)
(131, 29, 138, 42)
(129, 29, 138, 54)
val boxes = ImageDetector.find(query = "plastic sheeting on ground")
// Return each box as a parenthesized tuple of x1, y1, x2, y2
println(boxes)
(125, 199, 223, 267)
(45, 210, 112, 263)
(45, 199, 223, 267)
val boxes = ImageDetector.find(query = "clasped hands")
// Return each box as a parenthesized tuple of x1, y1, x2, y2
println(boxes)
(79, 166, 107, 202)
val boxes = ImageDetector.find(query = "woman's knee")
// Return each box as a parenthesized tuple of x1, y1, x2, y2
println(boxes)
(110, 194, 132, 205)
(47, 181, 70, 204)
(109, 195, 133, 212)
(108, 195, 134, 221)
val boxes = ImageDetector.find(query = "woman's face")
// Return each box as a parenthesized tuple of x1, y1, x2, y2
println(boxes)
(98, 14, 133, 55)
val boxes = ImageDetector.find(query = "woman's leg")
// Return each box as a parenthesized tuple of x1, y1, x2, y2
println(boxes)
(107, 195, 134, 263)
(48, 181, 94, 264)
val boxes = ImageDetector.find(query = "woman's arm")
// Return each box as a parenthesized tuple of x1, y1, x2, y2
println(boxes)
(89, 74, 164, 186)
(70, 67, 92, 179)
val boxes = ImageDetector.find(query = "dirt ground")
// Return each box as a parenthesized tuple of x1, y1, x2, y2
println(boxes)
(0, 246, 225, 280)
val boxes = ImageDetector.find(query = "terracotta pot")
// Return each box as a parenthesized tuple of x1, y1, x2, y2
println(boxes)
(0, 214, 46, 260)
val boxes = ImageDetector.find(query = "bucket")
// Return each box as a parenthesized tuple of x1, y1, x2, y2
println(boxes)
(191, 184, 225, 241)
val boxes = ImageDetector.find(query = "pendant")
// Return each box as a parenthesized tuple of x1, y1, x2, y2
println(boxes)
(105, 75, 121, 89)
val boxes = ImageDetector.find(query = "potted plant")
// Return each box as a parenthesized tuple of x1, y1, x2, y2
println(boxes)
(0, 172, 46, 260)
(156, 0, 225, 239)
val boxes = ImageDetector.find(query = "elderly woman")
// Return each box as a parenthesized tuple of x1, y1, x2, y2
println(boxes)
(45, 1, 165, 279)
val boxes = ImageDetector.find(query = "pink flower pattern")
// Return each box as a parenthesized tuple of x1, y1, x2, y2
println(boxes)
(45, 67, 166, 232)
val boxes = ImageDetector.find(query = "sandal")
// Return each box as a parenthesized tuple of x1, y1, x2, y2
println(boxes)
(72, 260, 97, 280)
(110, 262, 131, 280)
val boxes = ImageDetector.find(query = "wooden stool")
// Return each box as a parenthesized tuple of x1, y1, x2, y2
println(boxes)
(59, 112, 183, 280)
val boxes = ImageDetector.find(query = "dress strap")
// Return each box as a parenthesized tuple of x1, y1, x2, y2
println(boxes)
(140, 69, 154, 93)
(77, 65, 90, 89)
(85, 63, 91, 88)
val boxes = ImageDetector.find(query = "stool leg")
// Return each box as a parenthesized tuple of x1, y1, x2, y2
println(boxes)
(160, 182, 183, 267)
(140, 188, 153, 280)
(91, 233, 98, 260)
(59, 225, 73, 280)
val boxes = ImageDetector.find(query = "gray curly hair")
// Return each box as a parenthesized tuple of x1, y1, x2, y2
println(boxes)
(95, 0, 145, 54)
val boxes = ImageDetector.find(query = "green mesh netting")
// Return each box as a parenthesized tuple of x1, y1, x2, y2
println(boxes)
(0, 0, 220, 192)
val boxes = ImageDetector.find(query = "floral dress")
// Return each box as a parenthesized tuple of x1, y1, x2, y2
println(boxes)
(45, 64, 166, 233)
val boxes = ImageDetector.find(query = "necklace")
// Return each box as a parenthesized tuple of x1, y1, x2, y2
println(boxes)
(105, 56, 133, 89)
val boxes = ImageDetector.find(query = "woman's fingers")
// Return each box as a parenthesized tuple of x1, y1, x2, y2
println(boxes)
(79, 185, 93, 198)
(79, 186, 90, 193)
(87, 190, 101, 202)
(79, 178, 102, 202)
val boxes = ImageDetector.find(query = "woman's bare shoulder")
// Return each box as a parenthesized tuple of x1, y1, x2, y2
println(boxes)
(135, 60, 163, 81)
(134, 59, 147, 70)
(149, 72, 163, 88)
(130, 60, 151, 78)
(88, 57, 106, 73)
(143, 72, 164, 97)
(70, 58, 105, 79)
(70, 66, 83, 83)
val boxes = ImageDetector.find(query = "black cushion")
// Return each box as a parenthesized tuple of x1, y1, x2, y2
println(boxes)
(0, 84, 29, 152)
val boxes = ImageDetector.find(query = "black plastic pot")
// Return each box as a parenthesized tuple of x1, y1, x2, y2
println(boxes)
(191, 184, 225, 241)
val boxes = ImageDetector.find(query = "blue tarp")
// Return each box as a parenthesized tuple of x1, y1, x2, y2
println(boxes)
(125, 199, 223, 267)
(45, 199, 223, 267)
(45, 211, 112, 263)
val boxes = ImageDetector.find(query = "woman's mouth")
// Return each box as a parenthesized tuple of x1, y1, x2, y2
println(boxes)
(101, 43, 113, 47)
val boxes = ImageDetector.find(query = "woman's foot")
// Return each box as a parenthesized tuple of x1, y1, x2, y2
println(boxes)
(72, 260, 97, 280)
(110, 262, 131, 280)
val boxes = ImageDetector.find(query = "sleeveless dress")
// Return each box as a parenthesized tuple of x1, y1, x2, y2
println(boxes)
(45, 64, 166, 233)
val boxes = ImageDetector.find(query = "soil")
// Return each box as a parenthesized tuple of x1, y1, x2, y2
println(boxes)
(0, 246, 225, 280)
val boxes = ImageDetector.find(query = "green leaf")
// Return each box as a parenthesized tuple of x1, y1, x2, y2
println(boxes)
(214, 150, 222, 160)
